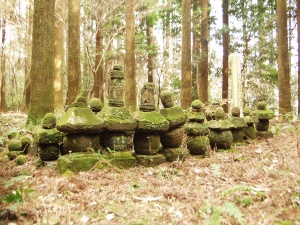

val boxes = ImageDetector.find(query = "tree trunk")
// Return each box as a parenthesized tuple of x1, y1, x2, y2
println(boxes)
(54, 0, 64, 111)
(146, 16, 154, 83)
(192, 0, 200, 100)
(181, 0, 192, 109)
(125, 0, 136, 112)
(277, 0, 292, 115)
(222, 0, 229, 113)
(26, 0, 55, 125)
(198, 0, 209, 104)
(24, 4, 33, 111)
(1, 17, 6, 112)
(94, 9, 104, 102)
(297, 0, 300, 116)
(68, 0, 81, 106)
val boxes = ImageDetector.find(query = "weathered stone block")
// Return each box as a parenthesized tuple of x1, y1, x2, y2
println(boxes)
(186, 136, 210, 155)
(134, 154, 166, 167)
(134, 133, 161, 155)
(160, 107, 187, 129)
(63, 133, 100, 153)
(159, 147, 189, 162)
(133, 111, 169, 133)
(160, 127, 184, 148)
(101, 131, 129, 151)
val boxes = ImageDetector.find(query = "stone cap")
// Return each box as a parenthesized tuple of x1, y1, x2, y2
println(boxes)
(228, 117, 247, 128)
(133, 111, 169, 133)
(160, 106, 187, 129)
(206, 119, 234, 130)
(42, 113, 56, 129)
(97, 106, 137, 131)
(57, 107, 103, 133)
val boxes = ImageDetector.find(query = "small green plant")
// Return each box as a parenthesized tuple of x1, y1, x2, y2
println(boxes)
(211, 163, 222, 177)
(4, 189, 23, 203)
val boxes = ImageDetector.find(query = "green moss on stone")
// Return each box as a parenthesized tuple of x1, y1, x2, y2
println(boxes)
(206, 119, 234, 130)
(231, 129, 245, 143)
(186, 136, 210, 155)
(256, 119, 269, 131)
(88, 98, 103, 112)
(57, 107, 103, 133)
(97, 106, 136, 131)
(56, 153, 112, 174)
(104, 151, 136, 169)
(187, 109, 206, 122)
(63, 133, 101, 153)
(215, 107, 226, 120)
(34, 128, 62, 144)
(160, 91, 175, 108)
(42, 113, 56, 129)
(209, 129, 233, 150)
(39, 144, 59, 161)
(134, 133, 161, 155)
(253, 109, 274, 120)
(229, 117, 247, 129)
(159, 107, 187, 129)
(134, 153, 166, 167)
(8, 140, 23, 151)
(256, 131, 274, 138)
(133, 111, 169, 133)
(257, 101, 267, 110)
(15, 155, 26, 165)
(191, 100, 203, 109)
(20, 136, 31, 149)
(231, 107, 240, 117)
(184, 122, 209, 136)
(8, 130, 18, 139)
(244, 124, 256, 140)
(160, 127, 184, 148)
(159, 147, 190, 162)
(101, 131, 129, 151)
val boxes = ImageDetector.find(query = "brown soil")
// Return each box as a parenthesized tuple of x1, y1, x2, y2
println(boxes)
(1, 113, 300, 225)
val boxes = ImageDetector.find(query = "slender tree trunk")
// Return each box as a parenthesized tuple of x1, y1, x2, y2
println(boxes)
(54, 0, 64, 111)
(222, 0, 229, 113)
(181, 0, 192, 109)
(125, 0, 136, 112)
(94, 9, 104, 102)
(192, 0, 200, 100)
(1, 17, 6, 112)
(162, 0, 171, 90)
(198, 0, 209, 104)
(146, 16, 154, 83)
(277, 0, 292, 115)
(297, 0, 300, 116)
(27, 0, 55, 125)
(68, 0, 81, 105)
(25, 4, 33, 111)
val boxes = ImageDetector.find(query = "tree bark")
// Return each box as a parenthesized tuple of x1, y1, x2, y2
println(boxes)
(68, 0, 81, 106)
(27, 0, 55, 125)
(181, 0, 192, 109)
(1, 17, 6, 112)
(125, 0, 136, 112)
(297, 0, 300, 116)
(198, 0, 209, 104)
(146, 16, 154, 83)
(94, 9, 104, 102)
(54, 0, 65, 111)
(222, 0, 229, 113)
(277, 0, 292, 115)
(192, 0, 200, 100)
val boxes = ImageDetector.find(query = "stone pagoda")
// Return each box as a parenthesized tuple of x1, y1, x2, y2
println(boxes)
(243, 106, 259, 140)
(97, 65, 137, 168)
(253, 101, 274, 138)
(228, 107, 247, 143)
(159, 91, 189, 161)
(206, 107, 234, 150)
(132, 83, 169, 167)
(184, 100, 210, 156)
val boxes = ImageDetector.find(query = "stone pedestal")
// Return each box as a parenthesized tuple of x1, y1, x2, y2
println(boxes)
(243, 106, 258, 140)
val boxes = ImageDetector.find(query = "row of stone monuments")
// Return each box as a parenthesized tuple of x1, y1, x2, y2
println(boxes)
(7, 65, 275, 173)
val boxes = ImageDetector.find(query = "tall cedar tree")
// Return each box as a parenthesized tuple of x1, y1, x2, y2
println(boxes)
(192, 0, 200, 100)
(68, 0, 81, 105)
(54, 0, 64, 111)
(198, 0, 209, 104)
(94, 9, 104, 102)
(27, 0, 55, 125)
(125, 0, 137, 112)
(181, 0, 192, 109)
(1, 17, 6, 112)
(222, 0, 229, 112)
(146, 15, 154, 83)
(276, 0, 292, 115)
(297, 0, 300, 116)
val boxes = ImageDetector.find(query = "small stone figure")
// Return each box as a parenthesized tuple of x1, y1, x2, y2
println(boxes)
(228, 107, 247, 143)
(133, 83, 169, 167)
(243, 106, 259, 140)
(206, 107, 234, 150)
(56, 90, 103, 153)
(253, 101, 274, 138)
(34, 113, 63, 161)
(159, 91, 189, 161)
(184, 100, 210, 156)
(97, 65, 137, 168)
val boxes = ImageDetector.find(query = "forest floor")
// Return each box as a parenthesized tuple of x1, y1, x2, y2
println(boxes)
(0, 113, 300, 225)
